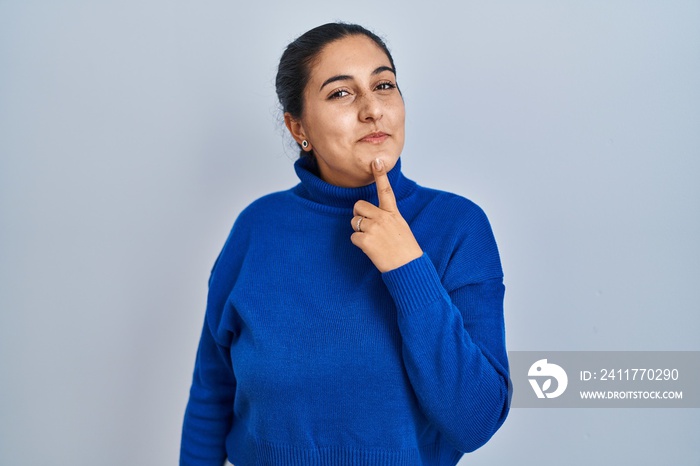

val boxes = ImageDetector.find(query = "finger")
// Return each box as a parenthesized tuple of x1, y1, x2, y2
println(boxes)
(372, 158, 397, 211)
(353, 200, 380, 218)
(350, 231, 364, 248)
(350, 216, 366, 233)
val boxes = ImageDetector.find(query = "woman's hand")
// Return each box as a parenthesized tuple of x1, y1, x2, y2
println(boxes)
(351, 158, 423, 273)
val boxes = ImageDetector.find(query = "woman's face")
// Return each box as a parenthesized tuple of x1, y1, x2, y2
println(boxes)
(289, 35, 406, 188)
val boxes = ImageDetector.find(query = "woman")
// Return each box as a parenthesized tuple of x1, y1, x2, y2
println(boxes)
(181, 22, 510, 466)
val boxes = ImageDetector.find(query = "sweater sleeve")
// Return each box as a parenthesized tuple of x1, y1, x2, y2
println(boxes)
(381, 212, 510, 453)
(181, 227, 244, 465)
(180, 315, 236, 466)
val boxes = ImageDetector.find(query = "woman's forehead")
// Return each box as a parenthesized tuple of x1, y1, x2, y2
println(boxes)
(309, 35, 393, 83)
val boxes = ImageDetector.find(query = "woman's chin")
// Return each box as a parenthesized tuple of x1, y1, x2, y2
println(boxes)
(381, 156, 399, 173)
(368, 153, 399, 176)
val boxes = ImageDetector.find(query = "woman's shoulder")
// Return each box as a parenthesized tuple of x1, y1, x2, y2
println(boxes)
(207, 187, 297, 284)
(411, 183, 491, 228)
(212, 188, 298, 259)
(233, 188, 298, 226)
(410, 185, 503, 284)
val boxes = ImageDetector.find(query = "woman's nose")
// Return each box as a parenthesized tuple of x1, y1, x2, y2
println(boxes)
(358, 92, 383, 122)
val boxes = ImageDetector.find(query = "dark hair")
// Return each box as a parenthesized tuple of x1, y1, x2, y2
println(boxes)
(275, 23, 397, 156)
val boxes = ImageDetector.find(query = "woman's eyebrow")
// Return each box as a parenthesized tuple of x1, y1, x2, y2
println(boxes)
(372, 66, 395, 76)
(319, 74, 352, 91)
(319, 66, 396, 91)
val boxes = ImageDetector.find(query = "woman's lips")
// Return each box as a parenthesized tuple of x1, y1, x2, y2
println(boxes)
(359, 132, 388, 143)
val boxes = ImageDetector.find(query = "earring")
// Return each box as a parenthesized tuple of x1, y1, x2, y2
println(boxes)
(302, 140, 309, 149)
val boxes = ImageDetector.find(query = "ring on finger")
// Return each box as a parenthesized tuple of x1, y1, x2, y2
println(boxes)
(356, 216, 364, 233)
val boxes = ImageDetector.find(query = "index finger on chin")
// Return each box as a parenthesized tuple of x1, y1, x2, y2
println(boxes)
(372, 158, 397, 211)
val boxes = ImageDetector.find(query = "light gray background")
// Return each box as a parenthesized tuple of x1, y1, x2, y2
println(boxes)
(1, 1, 698, 465)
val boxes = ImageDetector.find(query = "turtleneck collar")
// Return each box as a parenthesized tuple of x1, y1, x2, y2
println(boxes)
(292, 156, 416, 211)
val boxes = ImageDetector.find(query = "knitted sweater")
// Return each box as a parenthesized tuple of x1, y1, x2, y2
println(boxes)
(180, 157, 510, 466)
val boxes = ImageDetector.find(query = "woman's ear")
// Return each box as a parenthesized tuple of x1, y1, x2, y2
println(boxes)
(284, 113, 313, 152)
(284, 113, 306, 145)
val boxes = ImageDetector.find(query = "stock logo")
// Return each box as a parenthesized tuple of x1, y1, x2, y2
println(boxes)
(528, 359, 568, 399)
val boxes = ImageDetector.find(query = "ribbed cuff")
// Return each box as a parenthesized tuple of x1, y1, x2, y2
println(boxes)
(381, 253, 448, 317)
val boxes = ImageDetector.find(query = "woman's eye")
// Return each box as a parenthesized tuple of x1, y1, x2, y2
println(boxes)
(376, 81, 396, 91)
(329, 89, 350, 99)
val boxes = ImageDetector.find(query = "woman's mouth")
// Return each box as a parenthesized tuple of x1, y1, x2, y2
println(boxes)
(359, 132, 388, 144)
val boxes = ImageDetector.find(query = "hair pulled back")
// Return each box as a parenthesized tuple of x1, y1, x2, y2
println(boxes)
(275, 23, 397, 156)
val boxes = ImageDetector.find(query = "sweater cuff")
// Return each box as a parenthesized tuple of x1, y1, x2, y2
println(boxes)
(381, 253, 448, 317)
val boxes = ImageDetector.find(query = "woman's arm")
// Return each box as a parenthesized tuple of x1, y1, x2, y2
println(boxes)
(382, 255, 510, 453)
(352, 158, 510, 452)
(180, 318, 236, 466)
(181, 227, 247, 466)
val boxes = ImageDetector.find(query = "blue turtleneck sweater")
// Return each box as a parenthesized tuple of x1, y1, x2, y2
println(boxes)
(180, 158, 510, 466)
